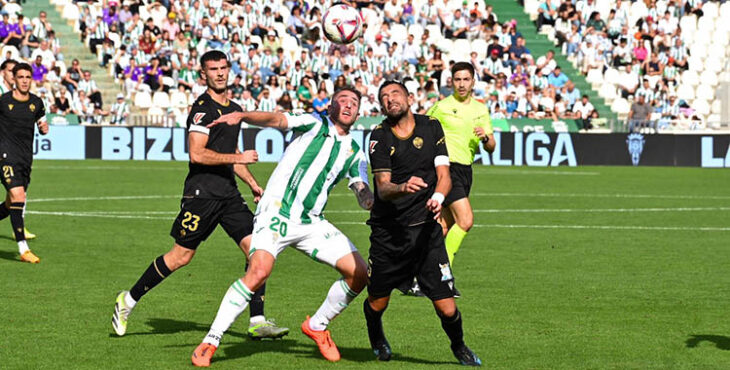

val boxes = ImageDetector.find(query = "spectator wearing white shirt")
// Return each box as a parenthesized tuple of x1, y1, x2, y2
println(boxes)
(446, 9, 468, 39)
(109, 93, 130, 125)
(572, 95, 594, 129)
(618, 65, 639, 99)
(402, 34, 420, 65)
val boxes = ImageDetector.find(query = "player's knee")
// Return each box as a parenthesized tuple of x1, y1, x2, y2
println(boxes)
(457, 216, 473, 232)
(435, 303, 457, 318)
(246, 263, 272, 286)
(8, 189, 26, 203)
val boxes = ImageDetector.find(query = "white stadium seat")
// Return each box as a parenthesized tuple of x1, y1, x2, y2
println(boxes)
(695, 84, 715, 101)
(611, 98, 630, 114)
(404, 80, 419, 94)
(599, 84, 616, 100)
(676, 84, 695, 101)
(152, 92, 171, 109)
(703, 58, 723, 74)
(711, 99, 722, 114)
(693, 99, 711, 116)
(703, 2, 719, 18)
(681, 70, 699, 86)
(134, 91, 152, 109)
(699, 70, 719, 87)
(170, 91, 188, 109)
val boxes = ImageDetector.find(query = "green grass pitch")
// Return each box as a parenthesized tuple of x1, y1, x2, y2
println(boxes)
(1, 160, 729, 369)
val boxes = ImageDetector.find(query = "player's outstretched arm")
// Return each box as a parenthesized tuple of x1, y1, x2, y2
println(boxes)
(189, 132, 258, 165)
(349, 181, 374, 210)
(234, 149, 264, 203)
(374, 172, 428, 201)
(208, 111, 289, 130)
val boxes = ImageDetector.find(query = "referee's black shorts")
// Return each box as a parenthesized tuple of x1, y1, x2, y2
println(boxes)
(367, 221, 455, 301)
(444, 162, 472, 206)
(170, 195, 254, 250)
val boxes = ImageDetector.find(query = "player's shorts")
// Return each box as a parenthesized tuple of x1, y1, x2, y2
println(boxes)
(250, 212, 358, 268)
(170, 195, 254, 250)
(0, 161, 30, 190)
(444, 163, 472, 206)
(367, 221, 455, 301)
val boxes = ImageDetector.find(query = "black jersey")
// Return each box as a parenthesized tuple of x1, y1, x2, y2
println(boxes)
(368, 114, 449, 227)
(0, 92, 46, 166)
(183, 93, 243, 199)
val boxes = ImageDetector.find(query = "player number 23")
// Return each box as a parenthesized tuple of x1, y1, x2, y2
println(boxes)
(269, 216, 288, 237)
(181, 211, 200, 232)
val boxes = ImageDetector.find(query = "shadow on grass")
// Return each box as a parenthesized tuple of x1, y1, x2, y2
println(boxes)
(108, 318, 247, 339)
(686, 335, 730, 350)
(219, 340, 454, 365)
(0, 249, 18, 262)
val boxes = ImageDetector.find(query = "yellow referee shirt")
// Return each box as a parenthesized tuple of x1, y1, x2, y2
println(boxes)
(426, 95, 492, 166)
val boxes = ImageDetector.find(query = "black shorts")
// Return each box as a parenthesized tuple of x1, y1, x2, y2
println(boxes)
(0, 162, 31, 190)
(170, 195, 254, 250)
(367, 222, 455, 301)
(444, 163, 472, 206)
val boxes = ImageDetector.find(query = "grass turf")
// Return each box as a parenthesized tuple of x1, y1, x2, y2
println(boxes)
(1, 160, 729, 369)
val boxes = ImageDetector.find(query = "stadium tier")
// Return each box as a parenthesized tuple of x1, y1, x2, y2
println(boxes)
(1, 0, 728, 131)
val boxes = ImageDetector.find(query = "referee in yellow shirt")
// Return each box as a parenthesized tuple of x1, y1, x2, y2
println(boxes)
(427, 62, 495, 292)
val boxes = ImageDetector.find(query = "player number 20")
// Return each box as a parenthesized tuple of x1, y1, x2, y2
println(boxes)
(181, 211, 200, 232)
(2, 165, 13, 178)
(269, 216, 288, 237)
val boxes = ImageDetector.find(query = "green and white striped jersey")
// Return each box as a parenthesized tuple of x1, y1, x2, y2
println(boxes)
(258, 113, 368, 224)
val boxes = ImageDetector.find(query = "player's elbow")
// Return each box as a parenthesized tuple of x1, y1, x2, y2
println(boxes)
(189, 151, 204, 164)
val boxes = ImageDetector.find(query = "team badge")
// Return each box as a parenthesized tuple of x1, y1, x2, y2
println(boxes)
(198, 100, 204, 105)
(29, 103, 35, 112)
(369, 140, 378, 154)
(193, 112, 206, 125)
(390, 146, 395, 156)
(8, 104, 13, 111)
(626, 133, 645, 166)
(439, 263, 453, 282)
(413, 136, 423, 149)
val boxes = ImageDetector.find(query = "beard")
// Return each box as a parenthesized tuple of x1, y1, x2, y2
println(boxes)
(384, 103, 408, 121)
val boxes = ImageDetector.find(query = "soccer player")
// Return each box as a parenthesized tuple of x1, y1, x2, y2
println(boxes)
(190, 86, 372, 366)
(112, 50, 288, 340)
(0, 59, 36, 241)
(0, 63, 48, 263)
(364, 80, 481, 366)
(426, 62, 495, 292)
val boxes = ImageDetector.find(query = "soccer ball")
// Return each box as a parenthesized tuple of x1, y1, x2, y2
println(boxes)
(322, 4, 363, 44)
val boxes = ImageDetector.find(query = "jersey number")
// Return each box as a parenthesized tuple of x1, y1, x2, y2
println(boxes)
(2, 165, 13, 179)
(269, 216, 288, 237)
(181, 211, 200, 232)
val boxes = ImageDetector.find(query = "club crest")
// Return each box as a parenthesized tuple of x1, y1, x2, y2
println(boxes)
(29, 103, 35, 112)
(413, 136, 423, 149)
(439, 263, 453, 281)
(626, 133, 645, 166)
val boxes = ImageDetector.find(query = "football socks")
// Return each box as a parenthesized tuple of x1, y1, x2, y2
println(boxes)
(439, 309, 465, 350)
(129, 255, 172, 301)
(246, 262, 266, 319)
(309, 278, 358, 331)
(363, 300, 387, 345)
(445, 224, 468, 265)
(204, 279, 254, 347)
(9, 202, 25, 244)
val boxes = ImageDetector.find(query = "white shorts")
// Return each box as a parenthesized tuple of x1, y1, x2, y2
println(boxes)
(250, 212, 358, 267)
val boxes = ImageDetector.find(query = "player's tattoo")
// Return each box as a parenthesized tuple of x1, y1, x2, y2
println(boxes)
(349, 181, 374, 210)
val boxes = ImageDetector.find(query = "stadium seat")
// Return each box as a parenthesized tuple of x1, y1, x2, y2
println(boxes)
(707, 44, 727, 60)
(453, 39, 471, 56)
(697, 17, 715, 33)
(279, 6, 291, 24)
(603, 68, 619, 85)
(681, 70, 699, 86)
(677, 84, 695, 101)
(281, 36, 299, 54)
(249, 36, 263, 49)
(471, 39, 488, 59)
(524, 0, 540, 17)
(585, 68, 603, 84)
(404, 80, 419, 95)
(62, 4, 79, 21)
(711, 99, 722, 114)
(1, 45, 19, 61)
(699, 70, 719, 86)
(187, 93, 196, 106)
(147, 107, 164, 125)
(721, 2, 730, 19)
(690, 44, 707, 60)
(134, 91, 152, 109)
(694, 99, 711, 116)
(611, 98, 630, 114)
(437, 39, 453, 53)
(425, 25, 442, 42)
(408, 24, 424, 39)
(680, 15, 697, 33)
(687, 56, 704, 72)
(390, 23, 407, 44)
(170, 91, 188, 109)
(695, 84, 714, 101)
(599, 84, 616, 100)
(273, 23, 286, 38)
(703, 2, 719, 18)
(703, 58, 722, 75)
(152, 92, 171, 109)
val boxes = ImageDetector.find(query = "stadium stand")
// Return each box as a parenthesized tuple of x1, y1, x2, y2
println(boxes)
(2, 0, 727, 131)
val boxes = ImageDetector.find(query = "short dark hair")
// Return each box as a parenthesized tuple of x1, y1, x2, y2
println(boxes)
(12, 62, 32, 76)
(1, 59, 16, 71)
(451, 62, 475, 78)
(333, 85, 362, 108)
(377, 80, 408, 106)
(200, 50, 229, 69)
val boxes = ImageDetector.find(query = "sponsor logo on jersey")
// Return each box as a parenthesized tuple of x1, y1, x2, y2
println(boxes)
(193, 113, 206, 125)
(413, 136, 423, 149)
(29, 103, 35, 112)
(390, 146, 395, 156)
(369, 140, 378, 154)
(8, 104, 13, 111)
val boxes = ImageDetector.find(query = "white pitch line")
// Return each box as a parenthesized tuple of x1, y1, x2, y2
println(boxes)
(324, 207, 730, 214)
(327, 192, 730, 200)
(26, 210, 169, 220)
(33, 166, 185, 171)
(29, 195, 179, 203)
(331, 222, 730, 232)
(472, 169, 600, 176)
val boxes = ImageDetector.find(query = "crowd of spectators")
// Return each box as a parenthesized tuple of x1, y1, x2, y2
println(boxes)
(533, 0, 716, 127)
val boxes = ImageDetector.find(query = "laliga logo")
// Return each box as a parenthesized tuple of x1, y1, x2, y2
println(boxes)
(626, 133, 645, 166)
